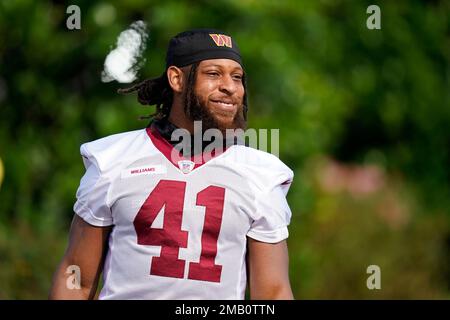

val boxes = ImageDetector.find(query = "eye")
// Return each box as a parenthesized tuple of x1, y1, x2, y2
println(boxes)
(232, 74, 243, 81)
(206, 71, 220, 77)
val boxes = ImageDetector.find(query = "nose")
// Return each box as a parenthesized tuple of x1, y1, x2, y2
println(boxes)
(218, 74, 237, 95)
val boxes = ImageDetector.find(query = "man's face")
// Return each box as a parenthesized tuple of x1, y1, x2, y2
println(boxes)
(185, 59, 246, 131)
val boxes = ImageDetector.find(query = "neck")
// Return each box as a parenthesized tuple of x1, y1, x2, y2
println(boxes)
(168, 103, 194, 134)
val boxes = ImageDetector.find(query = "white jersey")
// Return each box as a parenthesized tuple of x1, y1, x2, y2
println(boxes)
(73, 125, 294, 300)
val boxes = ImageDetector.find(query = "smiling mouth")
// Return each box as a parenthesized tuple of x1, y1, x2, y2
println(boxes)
(210, 100, 236, 112)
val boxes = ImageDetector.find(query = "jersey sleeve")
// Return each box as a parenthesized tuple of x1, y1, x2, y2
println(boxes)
(246, 166, 293, 243)
(73, 143, 113, 227)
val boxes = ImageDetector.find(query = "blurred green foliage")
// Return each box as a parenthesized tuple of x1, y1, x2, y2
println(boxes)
(0, 0, 449, 299)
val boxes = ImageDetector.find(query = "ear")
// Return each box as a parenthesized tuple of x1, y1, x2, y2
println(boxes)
(167, 66, 185, 93)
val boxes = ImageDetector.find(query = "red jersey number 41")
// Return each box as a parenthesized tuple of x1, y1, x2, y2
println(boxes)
(133, 179, 225, 283)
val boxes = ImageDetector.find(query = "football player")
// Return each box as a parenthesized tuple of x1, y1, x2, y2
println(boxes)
(49, 29, 294, 299)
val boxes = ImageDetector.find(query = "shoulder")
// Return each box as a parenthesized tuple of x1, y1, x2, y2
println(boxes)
(80, 129, 150, 172)
(225, 145, 294, 192)
(232, 145, 292, 170)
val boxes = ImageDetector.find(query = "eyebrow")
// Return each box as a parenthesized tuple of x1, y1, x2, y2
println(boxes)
(202, 64, 243, 72)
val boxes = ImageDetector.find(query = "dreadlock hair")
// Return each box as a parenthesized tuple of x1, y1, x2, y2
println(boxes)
(117, 72, 173, 121)
(183, 62, 200, 120)
(118, 62, 249, 122)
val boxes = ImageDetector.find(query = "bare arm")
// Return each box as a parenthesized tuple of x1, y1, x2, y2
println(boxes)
(49, 215, 112, 299)
(247, 238, 294, 300)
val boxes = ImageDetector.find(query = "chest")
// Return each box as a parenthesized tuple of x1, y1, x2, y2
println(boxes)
(108, 156, 256, 248)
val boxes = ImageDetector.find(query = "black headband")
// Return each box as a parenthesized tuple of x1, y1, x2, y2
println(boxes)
(165, 28, 243, 69)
